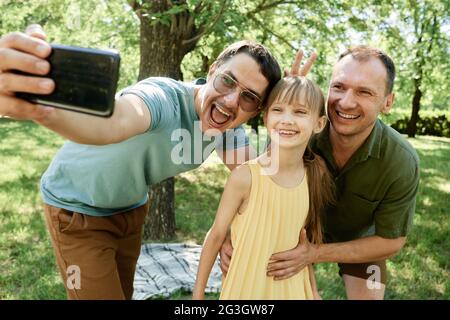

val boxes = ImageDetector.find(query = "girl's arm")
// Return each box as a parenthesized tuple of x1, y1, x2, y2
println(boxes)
(308, 264, 321, 300)
(192, 164, 252, 299)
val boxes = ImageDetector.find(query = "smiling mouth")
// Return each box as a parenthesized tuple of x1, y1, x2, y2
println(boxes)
(209, 103, 234, 127)
(336, 110, 360, 120)
(276, 129, 299, 137)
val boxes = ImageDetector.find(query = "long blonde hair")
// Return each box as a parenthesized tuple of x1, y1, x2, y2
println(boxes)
(265, 76, 335, 244)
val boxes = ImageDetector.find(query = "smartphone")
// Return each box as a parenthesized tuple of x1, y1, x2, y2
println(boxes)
(15, 44, 120, 117)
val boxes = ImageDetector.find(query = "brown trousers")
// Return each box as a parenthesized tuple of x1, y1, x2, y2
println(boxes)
(339, 260, 388, 284)
(44, 202, 149, 300)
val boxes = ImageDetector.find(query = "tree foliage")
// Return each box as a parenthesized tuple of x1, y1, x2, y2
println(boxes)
(2, 0, 447, 115)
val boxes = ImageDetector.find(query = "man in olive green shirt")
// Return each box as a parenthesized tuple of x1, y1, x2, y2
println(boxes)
(266, 46, 420, 299)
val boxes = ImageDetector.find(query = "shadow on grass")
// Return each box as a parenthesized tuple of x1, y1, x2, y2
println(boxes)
(0, 174, 41, 192)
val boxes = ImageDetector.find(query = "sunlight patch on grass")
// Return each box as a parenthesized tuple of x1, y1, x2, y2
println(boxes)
(420, 195, 433, 207)
(432, 281, 446, 295)
(8, 227, 30, 243)
(434, 180, 450, 194)
(421, 167, 439, 176)
(425, 176, 450, 195)
(389, 260, 415, 282)
(409, 135, 450, 150)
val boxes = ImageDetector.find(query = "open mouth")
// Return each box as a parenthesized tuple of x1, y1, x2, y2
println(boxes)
(276, 129, 299, 137)
(336, 110, 360, 120)
(208, 103, 234, 128)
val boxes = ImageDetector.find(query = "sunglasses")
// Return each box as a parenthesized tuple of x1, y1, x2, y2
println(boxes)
(213, 73, 263, 112)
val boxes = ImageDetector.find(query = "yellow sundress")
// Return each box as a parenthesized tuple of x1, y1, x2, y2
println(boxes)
(220, 161, 313, 300)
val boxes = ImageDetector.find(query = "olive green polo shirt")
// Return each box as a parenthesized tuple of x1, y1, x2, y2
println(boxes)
(311, 119, 420, 242)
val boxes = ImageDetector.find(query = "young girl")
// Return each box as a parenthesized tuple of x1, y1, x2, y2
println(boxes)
(192, 76, 335, 300)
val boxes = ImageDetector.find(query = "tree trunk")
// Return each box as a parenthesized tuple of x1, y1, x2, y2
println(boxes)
(133, 0, 201, 240)
(143, 178, 175, 241)
(137, 19, 184, 81)
(138, 18, 182, 240)
(406, 11, 437, 138)
(407, 78, 422, 138)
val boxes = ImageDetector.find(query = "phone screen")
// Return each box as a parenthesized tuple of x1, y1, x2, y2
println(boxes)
(16, 44, 120, 117)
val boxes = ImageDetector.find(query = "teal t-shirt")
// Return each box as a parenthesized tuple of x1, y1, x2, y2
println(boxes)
(40, 77, 248, 216)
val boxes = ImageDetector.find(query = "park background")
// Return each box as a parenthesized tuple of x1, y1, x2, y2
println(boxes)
(0, 0, 448, 299)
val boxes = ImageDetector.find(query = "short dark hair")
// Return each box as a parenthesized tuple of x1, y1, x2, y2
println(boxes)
(338, 45, 396, 94)
(214, 40, 281, 100)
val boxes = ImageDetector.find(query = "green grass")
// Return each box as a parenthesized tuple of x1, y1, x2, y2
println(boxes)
(0, 119, 66, 299)
(0, 118, 448, 299)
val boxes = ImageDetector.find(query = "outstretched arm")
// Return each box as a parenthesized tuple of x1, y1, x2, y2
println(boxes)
(36, 93, 151, 145)
(192, 164, 251, 299)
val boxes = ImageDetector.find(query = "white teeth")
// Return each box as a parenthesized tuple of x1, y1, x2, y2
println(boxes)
(337, 111, 359, 119)
(278, 129, 298, 135)
(215, 105, 231, 117)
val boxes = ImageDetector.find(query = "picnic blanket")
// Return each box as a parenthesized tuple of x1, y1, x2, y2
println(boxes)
(132, 243, 222, 300)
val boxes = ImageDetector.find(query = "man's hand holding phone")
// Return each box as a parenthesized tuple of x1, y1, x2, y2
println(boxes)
(0, 25, 149, 146)
(1, 24, 119, 119)
(0, 25, 55, 121)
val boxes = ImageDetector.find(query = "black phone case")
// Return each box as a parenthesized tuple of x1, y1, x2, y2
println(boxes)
(15, 44, 120, 117)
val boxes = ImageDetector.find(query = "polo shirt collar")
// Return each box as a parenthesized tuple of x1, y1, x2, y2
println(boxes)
(356, 119, 383, 161)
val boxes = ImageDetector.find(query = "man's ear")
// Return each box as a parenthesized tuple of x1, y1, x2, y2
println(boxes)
(381, 92, 395, 114)
(314, 115, 327, 134)
(207, 62, 218, 81)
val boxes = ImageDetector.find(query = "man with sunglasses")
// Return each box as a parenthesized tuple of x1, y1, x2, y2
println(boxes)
(0, 25, 321, 299)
